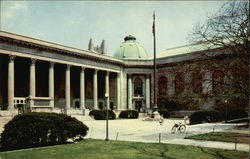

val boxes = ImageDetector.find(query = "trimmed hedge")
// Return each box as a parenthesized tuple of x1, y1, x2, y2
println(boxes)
(0, 112, 89, 151)
(119, 110, 139, 119)
(89, 110, 116, 120)
(158, 109, 170, 118)
(190, 110, 223, 125)
(227, 109, 248, 120)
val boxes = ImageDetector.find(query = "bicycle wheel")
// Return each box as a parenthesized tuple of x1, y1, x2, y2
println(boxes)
(171, 126, 177, 134)
(179, 125, 186, 133)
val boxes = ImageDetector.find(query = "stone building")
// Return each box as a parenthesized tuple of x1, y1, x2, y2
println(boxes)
(0, 31, 247, 115)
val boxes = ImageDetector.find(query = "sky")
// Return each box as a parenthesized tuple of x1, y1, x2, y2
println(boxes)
(0, 1, 227, 57)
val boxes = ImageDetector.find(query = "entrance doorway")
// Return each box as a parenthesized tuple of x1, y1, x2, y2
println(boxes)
(135, 101, 142, 112)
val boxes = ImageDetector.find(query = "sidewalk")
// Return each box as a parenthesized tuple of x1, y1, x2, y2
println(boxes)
(79, 118, 249, 152)
(164, 138, 249, 152)
(85, 135, 249, 152)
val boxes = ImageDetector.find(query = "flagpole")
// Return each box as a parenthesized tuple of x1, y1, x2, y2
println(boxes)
(153, 11, 158, 110)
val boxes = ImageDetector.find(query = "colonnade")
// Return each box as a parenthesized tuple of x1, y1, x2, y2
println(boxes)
(7, 55, 121, 111)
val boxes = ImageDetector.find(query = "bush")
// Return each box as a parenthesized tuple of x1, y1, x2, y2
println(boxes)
(89, 110, 116, 120)
(227, 109, 248, 120)
(190, 110, 223, 125)
(158, 98, 181, 111)
(158, 109, 170, 118)
(119, 110, 139, 119)
(0, 112, 89, 151)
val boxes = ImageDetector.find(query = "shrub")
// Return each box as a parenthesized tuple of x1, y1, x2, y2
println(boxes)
(158, 98, 181, 111)
(190, 110, 223, 125)
(0, 112, 89, 151)
(119, 110, 139, 119)
(89, 110, 116, 120)
(158, 109, 170, 118)
(227, 109, 248, 120)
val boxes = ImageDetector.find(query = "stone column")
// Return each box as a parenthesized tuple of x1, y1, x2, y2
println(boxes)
(8, 55, 15, 110)
(49, 62, 54, 108)
(105, 71, 110, 109)
(29, 58, 36, 107)
(93, 69, 98, 109)
(116, 73, 120, 109)
(65, 65, 71, 109)
(145, 75, 150, 110)
(120, 71, 125, 109)
(80, 67, 85, 109)
(128, 75, 132, 109)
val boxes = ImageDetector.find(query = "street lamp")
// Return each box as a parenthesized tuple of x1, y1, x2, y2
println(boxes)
(105, 93, 109, 141)
(224, 99, 228, 123)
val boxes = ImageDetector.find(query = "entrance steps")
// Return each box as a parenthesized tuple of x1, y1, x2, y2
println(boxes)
(0, 116, 13, 133)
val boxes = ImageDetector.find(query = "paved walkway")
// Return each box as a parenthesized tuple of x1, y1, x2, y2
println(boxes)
(73, 115, 250, 152)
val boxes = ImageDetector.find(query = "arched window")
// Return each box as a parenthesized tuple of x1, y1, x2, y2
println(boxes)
(158, 76, 167, 95)
(134, 77, 143, 95)
(193, 72, 202, 93)
(174, 74, 184, 94)
(212, 70, 224, 94)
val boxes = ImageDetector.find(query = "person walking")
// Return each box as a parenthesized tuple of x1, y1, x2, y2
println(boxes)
(159, 115, 164, 126)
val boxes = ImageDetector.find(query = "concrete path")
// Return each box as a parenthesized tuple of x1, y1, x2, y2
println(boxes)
(72, 115, 249, 152)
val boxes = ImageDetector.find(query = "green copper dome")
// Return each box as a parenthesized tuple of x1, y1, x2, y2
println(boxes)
(114, 35, 149, 59)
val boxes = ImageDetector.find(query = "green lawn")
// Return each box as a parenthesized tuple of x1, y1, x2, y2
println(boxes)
(0, 139, 248, 159)
(185, 132, 250, 144)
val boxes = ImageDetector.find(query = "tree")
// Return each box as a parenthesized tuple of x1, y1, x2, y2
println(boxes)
(186, 0, 249, 110)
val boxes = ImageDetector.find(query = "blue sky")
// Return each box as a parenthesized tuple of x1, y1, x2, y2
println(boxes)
(0, 1, 226, 57)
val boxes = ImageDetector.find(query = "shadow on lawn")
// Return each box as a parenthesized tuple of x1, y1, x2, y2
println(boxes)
(198, 147, 228, 159)
(129, 145, 175, 159)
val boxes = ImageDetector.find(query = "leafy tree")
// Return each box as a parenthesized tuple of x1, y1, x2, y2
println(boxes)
(184, 0, 249, 110)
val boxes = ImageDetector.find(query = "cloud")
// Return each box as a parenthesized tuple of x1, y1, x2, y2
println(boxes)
(1, 1, 28, 23)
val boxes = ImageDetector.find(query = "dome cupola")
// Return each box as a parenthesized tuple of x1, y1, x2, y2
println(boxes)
(114, 35, 149, 59)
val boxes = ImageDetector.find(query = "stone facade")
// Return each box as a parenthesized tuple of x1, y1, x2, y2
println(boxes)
(0, 31, 247, 116)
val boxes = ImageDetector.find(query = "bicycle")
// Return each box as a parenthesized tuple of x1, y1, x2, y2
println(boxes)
(171, 122, 186, 134)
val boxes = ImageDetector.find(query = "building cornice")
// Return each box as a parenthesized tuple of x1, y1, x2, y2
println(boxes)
(0, 31, 124, 66)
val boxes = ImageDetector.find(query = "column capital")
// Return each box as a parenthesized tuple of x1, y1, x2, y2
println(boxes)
(146, 74, 151, 78)
(81, 67, 85, 71)
(30, 58, 37, 64)
(106, 71, 110, 75)
(117, 72, 121, 77)
(94, 69, 99, 73)
(9, 55, 15, 62)
(49, 62, 55, 67)
(66, 64, 71, 70)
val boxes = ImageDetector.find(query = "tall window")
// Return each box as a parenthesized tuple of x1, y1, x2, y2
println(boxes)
(134, 77, 143, 95)
(174, 74, 184, 94)
(158, 76, 167, 95)
(212, 70, 224, 94)
(192, 72, 202, 93)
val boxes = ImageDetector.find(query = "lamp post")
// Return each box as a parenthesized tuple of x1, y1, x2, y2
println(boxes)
(224, 99, 228, 123)
(153, 12, 158, 111)
(105, 93, 109, 141)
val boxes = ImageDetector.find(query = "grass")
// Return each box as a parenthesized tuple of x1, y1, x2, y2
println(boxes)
(185, 132, 250, 144)
(0, 139, 248, 159)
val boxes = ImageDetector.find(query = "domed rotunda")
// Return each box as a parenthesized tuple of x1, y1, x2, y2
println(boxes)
(114, 35, 149, 59)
